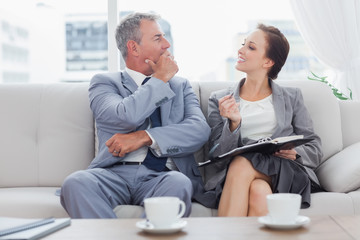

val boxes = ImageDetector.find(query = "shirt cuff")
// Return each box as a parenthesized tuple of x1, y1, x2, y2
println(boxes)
(145, 130, 162, 156)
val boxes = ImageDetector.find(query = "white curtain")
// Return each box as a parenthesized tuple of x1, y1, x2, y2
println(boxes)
(290, 0, 360, 100)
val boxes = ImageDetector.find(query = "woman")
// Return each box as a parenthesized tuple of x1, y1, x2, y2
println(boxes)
(207, 24, 323, 217)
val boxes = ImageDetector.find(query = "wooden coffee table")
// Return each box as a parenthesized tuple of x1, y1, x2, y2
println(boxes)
(332, 215, 360, 239)
(43, 216, 358, 239)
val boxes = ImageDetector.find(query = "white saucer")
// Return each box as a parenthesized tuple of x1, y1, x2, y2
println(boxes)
(136, 219, 187, 234)
(258, 215, 310, 230)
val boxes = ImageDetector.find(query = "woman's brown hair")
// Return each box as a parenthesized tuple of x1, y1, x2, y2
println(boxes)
(257, 23, 290, 80)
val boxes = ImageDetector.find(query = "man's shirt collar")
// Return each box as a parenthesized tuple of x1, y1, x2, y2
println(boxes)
(125, 67, 151, 87)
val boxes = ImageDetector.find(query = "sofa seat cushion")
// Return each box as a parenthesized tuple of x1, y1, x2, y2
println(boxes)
(300, 192, 355, 216)
(348, 190, 360, 214)
(113, 205, 144, 218)
(316, 142, 360, 192)
(0, 187, 68, 218)
(114, 202, 216, 218)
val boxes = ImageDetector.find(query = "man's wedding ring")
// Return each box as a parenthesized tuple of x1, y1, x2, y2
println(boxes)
(113, 150, 119, 154)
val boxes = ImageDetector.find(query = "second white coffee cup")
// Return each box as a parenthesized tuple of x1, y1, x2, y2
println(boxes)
(144, 196, 186, 228)
(267, 193, 301, 224)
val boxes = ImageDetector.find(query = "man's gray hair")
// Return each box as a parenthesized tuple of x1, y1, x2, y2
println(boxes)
(115, 12, 160, 60)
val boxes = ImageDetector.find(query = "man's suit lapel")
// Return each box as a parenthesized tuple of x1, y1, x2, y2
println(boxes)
(121, 71, 150, 131)
(121, 71, 138, 94)
(122, 71, 173, 126)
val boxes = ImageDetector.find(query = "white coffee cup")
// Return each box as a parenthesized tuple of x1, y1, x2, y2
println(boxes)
(144, 196, 186, 228)
(266, 193, 301, 224)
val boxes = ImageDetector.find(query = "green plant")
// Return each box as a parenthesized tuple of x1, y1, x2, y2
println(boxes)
(307, 72, 352, 100)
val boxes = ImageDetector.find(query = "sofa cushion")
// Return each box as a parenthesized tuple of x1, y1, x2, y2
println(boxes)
(348, 190, 360, 215)
(0, 187, 68, 218)
(0, 83, 94, 187)
(113, 202, 216, 218)
(114, 205, 144, 218)
(277, 80, 343, 162)
(316, 142, 360, 192)
(300, 192, 355, 215)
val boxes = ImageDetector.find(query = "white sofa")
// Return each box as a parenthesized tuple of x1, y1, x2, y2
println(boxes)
(1, 80, 360, 218)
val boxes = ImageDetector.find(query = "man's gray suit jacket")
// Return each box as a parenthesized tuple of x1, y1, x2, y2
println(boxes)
(88, 71, 216, 208)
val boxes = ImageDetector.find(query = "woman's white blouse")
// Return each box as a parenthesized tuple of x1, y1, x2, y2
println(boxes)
(239, 94, 277, 140)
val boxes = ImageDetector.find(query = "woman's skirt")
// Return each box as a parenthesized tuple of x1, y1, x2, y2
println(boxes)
(213, 152, 312, 209)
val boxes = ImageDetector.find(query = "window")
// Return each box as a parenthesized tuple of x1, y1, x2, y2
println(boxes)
(0, 0, 106, 83)
(114, 0, 327, 82)
(0, 0, 327, 83)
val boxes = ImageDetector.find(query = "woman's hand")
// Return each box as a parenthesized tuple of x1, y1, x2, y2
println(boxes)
(273, 149, 297, 161)
(218, 94, 241, 131)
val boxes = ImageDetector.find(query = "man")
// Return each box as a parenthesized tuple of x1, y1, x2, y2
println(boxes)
(60, 12, 215, 218)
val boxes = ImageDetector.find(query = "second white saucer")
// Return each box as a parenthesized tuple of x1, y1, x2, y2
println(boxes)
(258, 215, 310, 230)
(136, 219, 187, 234)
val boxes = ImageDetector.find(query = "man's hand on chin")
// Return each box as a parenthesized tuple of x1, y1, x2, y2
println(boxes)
(145, 51, 178, 83)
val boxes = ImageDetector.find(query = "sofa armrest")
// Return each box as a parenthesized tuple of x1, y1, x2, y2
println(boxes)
(339, 100, 360, 148)
(316, 142, 360, 192)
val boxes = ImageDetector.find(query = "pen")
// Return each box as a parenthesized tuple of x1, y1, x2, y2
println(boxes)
(197, 143, 220, 167)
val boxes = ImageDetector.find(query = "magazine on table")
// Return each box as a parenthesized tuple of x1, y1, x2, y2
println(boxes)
(198, 135, 313, 167)
(0, 217, 70, 240)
